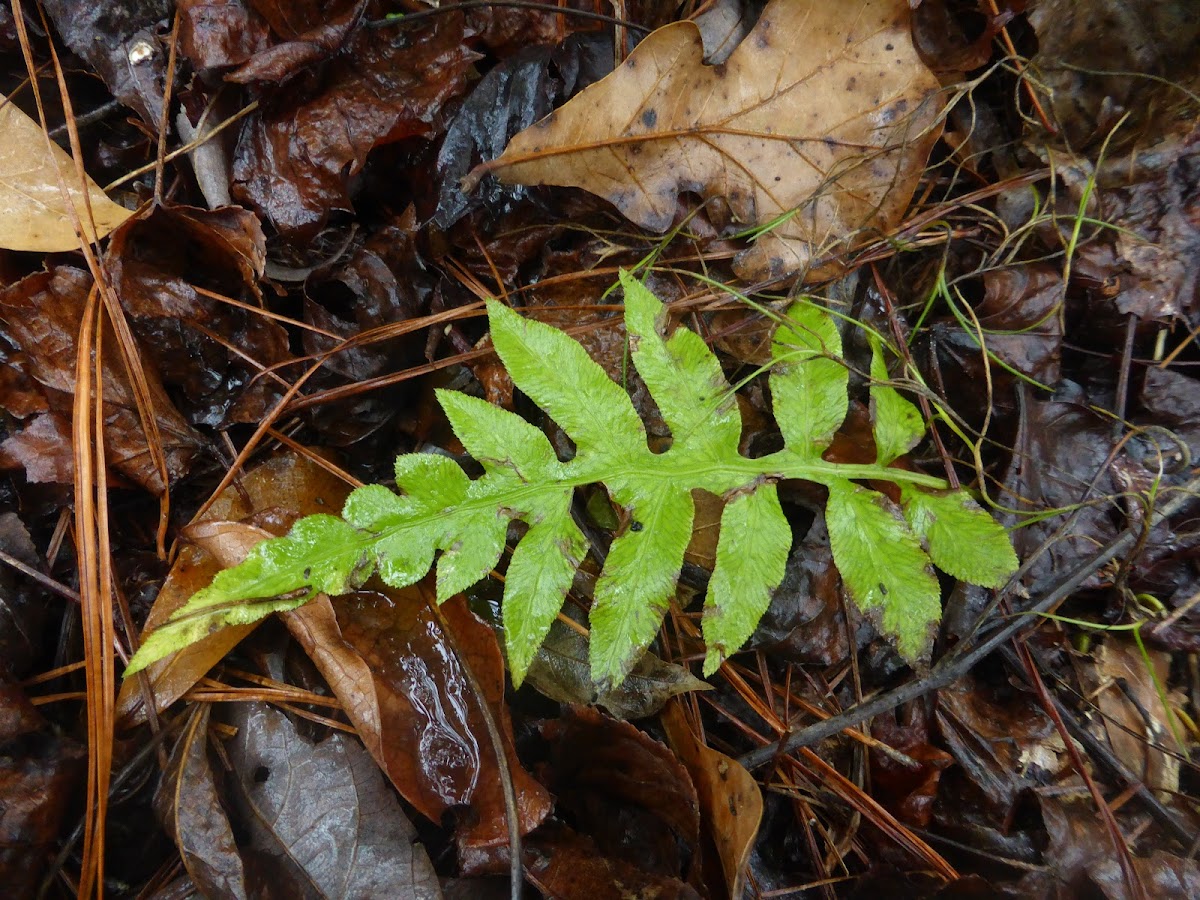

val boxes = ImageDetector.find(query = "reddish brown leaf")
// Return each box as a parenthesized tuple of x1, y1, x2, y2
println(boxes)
(525, 822, 702, 900)
(284, 587, 553, 862)
(544, 706, 700, 880)
(227, 0, 367, 84)
(231, 16, 479, 239)
(869, 704, 954, 828)
(0, 267, 202, 492)
(178, 0, 271, 72)
(104, 203, 289, 426)
(0, 682, 85, 897)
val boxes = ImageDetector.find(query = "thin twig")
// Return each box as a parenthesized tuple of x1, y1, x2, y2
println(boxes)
(367, 0, 651, 34)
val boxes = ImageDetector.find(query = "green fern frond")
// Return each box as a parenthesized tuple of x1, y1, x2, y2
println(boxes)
(126, 272, 1017, 689)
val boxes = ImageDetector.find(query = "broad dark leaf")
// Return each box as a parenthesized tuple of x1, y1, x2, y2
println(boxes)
(43, 0, 172, 126)
(226, 700, 442, 899)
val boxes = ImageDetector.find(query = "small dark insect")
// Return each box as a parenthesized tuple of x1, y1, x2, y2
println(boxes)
(630, 521, 644, 532)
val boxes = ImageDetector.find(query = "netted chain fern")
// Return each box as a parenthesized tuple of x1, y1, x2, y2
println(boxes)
(127, 271, 1017, 689)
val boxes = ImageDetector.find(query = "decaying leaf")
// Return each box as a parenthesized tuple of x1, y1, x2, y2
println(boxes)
(225, 700, 442, 899)
(544, 706, 701, 885)
(154, 704, 248, 899)
(0, 267, 202, 492)
(116, 453, 352, 726)
(1084, 640, 1182, 794)
(285, 586, 553, 863)
(661, 701, 761, 898)
(524, 617, 710, 720)
(472, 0, 942, 280)
(0, 92, 133, 251)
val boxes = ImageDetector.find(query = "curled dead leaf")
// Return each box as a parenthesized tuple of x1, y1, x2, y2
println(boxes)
(661, 701, 761, 898)
(116, 453, 352, 726)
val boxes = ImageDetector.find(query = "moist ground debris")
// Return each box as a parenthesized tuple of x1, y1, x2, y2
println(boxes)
(1, 1, 1199, 898)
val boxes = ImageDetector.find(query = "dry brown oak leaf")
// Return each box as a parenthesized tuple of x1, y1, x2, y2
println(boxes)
(469, 0, 943, 281)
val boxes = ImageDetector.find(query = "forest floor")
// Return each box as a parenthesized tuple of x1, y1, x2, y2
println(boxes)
(1, 1, 1199, 898)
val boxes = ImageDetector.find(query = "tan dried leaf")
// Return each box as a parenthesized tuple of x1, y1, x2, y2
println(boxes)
(661, 700, 761, 897)
(0, 93, 133, 251)
(475, 0, 942, 280)
(116, 453, 351, 727)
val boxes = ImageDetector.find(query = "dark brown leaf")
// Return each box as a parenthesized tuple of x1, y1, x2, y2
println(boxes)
(545, 706, 700, 879)
(42, 0, 173, 128)
(934, 676, 1056, 819)
(104, 203, 289, 427)
(231, 16, 479, 239)
(154, 704, 249, 900)
(869, 704, 954, 828)
(0, 512, 46, 678)
(525, 822, 702, 900)
(227, 1, 367, 84)
(179, 0, 271, 72)
(0, 267, 202, 492)
(0, 682, 85, 897)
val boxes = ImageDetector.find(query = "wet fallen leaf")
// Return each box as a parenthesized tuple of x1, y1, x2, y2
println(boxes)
(1020, 793, 1200, 898)
(104, 203, 289, 427)
(1003, 391, 1142, 589)
(42, 0, 171, 128)
(0, 682, 85, 897)
(868, 703, 954, 828)
(285, 586, 553, 865)
(524, 822, 702, 900)
(434, 33, 612, 229)
(224, 699, 442, 899)
(154, 704, 249, 899)
(226, 0, 367, 84)
(524, 616, 710, 720)
(0, 92, 133, 251)
(934, 676, 1057, 819)
(544, 706, 700, 880)
(1027, 0, 1200, 147)
(475, 0, 942, 280)
(0, 267, 202, 492)
(231, 14, 478, 239)
(178, 0, 271, 72)
(0, 511, 48, 678)
(1064, 120, 1200, 324)
(661, 700, 762, 899)
(750, 511, 854, 667)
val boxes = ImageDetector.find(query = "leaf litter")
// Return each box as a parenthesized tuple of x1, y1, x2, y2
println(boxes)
(3, 1, 1200, 897)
